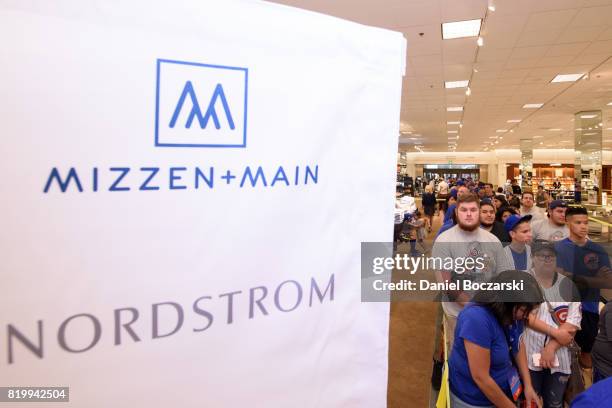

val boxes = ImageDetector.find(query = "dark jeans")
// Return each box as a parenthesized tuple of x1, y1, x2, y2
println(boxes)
(529, 369, 569, 408)
(593, 367, 607, 383)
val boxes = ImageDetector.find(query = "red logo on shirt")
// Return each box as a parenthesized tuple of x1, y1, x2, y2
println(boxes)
(553, 305, 568, 324)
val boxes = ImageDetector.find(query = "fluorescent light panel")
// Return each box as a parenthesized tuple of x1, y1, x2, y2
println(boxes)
(445, 80, 469, 89)
(580, 114, 597, 119)
(447, 121, 460, 125)
(551, 73, 584, 83)
(442, 19, 482, 40)
(523, 103, 543, 109)
(507, 119, 521, 123)
(447, 106, 463, 112)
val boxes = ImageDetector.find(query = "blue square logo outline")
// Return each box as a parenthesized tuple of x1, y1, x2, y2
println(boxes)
(154, 58, 248, 148)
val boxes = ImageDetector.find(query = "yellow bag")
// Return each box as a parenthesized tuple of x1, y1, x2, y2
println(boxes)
(436, 320, 450, 408)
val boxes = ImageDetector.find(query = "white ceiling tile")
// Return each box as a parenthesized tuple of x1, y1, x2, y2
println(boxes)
(505, 58, 541, 69)
(510, 46, 550, 59)
(443, 64, 474, 79)
(569, 5, 612, 27)
(535, 55, 576, 67)
(516, 27, 565, 47)
(582, 39, 612, 54)
(523, 9, 579, 31)
(569, 53, 610, 65)
(545, 42, 591, 56)
(596, 26, 612, 40)
(439, 0, 486, 21)
(556, 25, 608, 43)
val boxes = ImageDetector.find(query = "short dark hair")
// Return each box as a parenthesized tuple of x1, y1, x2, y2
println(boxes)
(522, 190, 534, 198)
(480, 199, 495, 210)
(565, 205, 588, 218)
(473, 270, 544, 326)
(456, 192, 479, 207)
(486, 183, 493, 188)
(496, 206, 517, 223)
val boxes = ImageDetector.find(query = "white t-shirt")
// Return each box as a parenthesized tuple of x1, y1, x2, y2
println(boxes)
(524, 271, 581, 375)
(438, 180, 449, 195)
(432, 225, 513, 318)
(531, 219, 569, 242)
(520, 205, 545, 222)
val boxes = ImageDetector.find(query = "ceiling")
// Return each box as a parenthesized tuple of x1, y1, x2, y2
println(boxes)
(269, 0, 612, 153)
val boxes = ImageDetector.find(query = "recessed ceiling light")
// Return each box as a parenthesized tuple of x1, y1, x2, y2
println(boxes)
(447, 121, 460, 125)
(477, 36, 484, 46)
(523, 103, 543, 109)
(496, 129, 508, 132)
(447, 106, 463, 112)
(445, 80, 470, 89)
(540, 142, 544, 145)
(442, 19, 482, 40)
(551, 73, 584, 83)
(507, 119, 522, 123)
(607, 102, 612, 106)
(580, 114, 597, 119)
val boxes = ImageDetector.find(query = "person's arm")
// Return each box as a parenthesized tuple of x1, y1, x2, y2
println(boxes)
(527, 314, 574, 346)
(464, 340, 516, 408)
(516, 337, 542, 408)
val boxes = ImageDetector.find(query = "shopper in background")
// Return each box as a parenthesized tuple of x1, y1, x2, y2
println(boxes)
(531, 200, 569, 242)
(480, 200, 511, 244)
(555, 206, 612, 373)
(496, 206, 519, 224)
(438, 178, 450, 217)
(592, 301, 612, 383)
(493, 195, 509, 210)
(483, 183, 495, 200)
(449, 271, 543, 408)
(536, 185, 550, 209)
(520, 190, 545, 222)
(503, 214, 533, 271)
(509, 194, 521, 209)
(512, 179, 522, 195)
(422, 185, 436, 233)
(524, 241, 581, 408)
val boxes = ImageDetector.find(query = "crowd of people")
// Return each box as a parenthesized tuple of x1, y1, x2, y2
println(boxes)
(403, 177, 612, 407)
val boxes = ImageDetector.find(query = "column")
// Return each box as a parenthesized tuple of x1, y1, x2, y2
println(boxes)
(575, 110, 603, 204)
(520, 139, 533, 191)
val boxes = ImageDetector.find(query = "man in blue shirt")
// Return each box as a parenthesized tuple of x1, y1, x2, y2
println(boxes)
(555, 205, 612, 370)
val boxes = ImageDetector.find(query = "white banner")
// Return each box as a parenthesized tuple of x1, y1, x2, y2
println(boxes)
(0, 1, 405, 406)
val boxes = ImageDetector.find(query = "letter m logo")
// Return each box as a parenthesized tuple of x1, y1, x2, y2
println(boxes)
(155, 59, 248, 148)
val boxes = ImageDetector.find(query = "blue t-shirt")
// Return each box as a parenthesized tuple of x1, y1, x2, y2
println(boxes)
(570, 377, 612, 407)
(555, 238, 609, 314)
(510, 248, 527, 271)
(450, 304, 512, 406)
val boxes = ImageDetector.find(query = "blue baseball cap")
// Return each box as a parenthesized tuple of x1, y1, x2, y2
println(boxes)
(549, 200, 567, 210)
(504, 214, 533, 232)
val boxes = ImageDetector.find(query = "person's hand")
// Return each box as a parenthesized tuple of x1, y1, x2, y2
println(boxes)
(524, 385, 542, 408)
(551, 327, 573, 346)
(540, 344, 556, 369)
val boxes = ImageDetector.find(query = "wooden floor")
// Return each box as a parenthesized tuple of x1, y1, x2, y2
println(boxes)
(387, 212, 443, 408)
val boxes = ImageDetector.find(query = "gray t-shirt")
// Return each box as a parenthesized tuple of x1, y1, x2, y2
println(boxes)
(531, 219, 569, 242)
(520, 206, 545, 222)
(593, 303, 612, 377)
(432, 225, 513, 317)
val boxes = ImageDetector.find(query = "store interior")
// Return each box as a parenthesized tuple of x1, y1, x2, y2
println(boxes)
(272, 0, 612, 406)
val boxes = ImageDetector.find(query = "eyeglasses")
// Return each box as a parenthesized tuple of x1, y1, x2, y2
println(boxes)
(534, 254, 555, 261)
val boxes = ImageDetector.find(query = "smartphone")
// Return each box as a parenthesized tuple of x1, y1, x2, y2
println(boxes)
(532, 353, 559, 367)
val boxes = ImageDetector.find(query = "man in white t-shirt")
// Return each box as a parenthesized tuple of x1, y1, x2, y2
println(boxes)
(432, 193, 513, 346)
(437, 179, 449, 195)
(520, 189, 545, 222)
(531, 200, 569, 242)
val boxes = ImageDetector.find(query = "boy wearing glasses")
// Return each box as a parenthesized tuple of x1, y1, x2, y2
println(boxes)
(555, 206, 612, 371)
